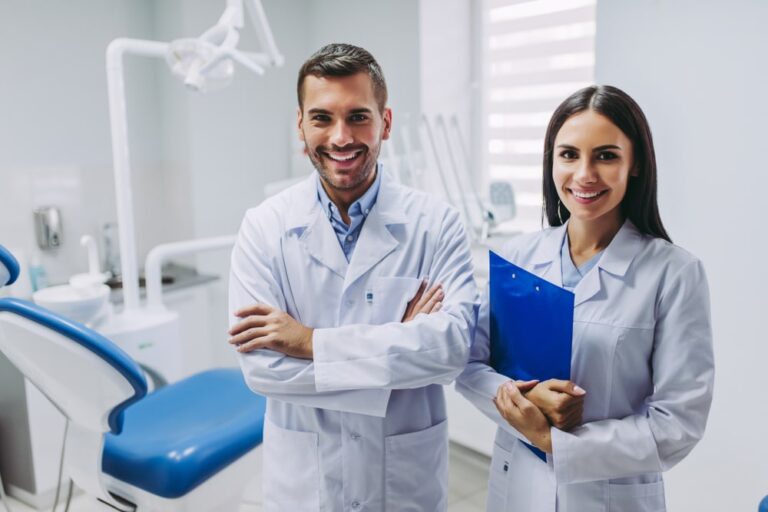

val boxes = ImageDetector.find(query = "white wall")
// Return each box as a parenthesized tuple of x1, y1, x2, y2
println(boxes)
(0, 0, 163, 286)
(306, 0, 421, 136)
(419, 0, 477, 207)
(153, 0, 311, 242)
(595, 1, 768, 510)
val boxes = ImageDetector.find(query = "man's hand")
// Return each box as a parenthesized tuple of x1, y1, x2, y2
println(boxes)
(494, 380, 552, 453)
(402, 280, 444, 322)
(525, 379, 586, 431)
(228, 304, 314, 359)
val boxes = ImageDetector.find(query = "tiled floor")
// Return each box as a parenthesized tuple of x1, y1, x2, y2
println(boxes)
(446, 442, 490, 512)
(1, 442, 489, 512)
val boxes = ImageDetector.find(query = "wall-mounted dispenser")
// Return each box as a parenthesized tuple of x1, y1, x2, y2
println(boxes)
(33, 206, 63, 250)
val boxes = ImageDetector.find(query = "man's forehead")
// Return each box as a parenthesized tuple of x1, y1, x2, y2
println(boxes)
(301, 73, 377, 108)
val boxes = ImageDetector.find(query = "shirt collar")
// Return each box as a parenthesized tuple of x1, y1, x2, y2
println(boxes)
(316, 163, 382, 225)
(532, 219, 643, 278)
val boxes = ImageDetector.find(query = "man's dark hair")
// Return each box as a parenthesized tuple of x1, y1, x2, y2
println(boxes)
(297, 43, 388, 112)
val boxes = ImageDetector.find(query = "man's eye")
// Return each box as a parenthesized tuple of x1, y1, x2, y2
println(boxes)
(312, 115, 331, 122)
(597, 151, 618, 161)
(559, 150, 578, 160)
(350, 114, 368, 122)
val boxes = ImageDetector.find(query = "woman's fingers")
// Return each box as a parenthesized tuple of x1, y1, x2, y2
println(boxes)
(545, 379, 586, 397)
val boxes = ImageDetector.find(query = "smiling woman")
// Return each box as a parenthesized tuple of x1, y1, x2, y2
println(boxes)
(456, 85, 714, 512)
(543, 85, 670, 244)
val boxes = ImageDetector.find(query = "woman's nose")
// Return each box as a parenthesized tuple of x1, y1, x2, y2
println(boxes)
(573, 160, 598, 183)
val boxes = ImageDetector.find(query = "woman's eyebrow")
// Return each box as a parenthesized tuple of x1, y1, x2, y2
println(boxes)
(592, 144, 622, 151)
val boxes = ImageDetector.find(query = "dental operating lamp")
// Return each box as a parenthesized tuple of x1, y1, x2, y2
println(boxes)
(106, 0, 283, 313)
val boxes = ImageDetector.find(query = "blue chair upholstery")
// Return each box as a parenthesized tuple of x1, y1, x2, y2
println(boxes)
(103, 369, 266, 499)
(0, 244, 20, 287)
(0, 297, 147, 433)
(0, 244, 267, 507)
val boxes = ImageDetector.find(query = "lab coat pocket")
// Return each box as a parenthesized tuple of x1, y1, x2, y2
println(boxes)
(608, 480, 665, 512)
(485, 442, 512, 511)
(370, 276, 423, 324)
(384, 420, 448, 511)
(262, 420, 321, 512)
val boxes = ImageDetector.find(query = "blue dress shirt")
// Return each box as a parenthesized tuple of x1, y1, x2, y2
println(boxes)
(316, 166, 382, 261)
(560, 231, 603, 292)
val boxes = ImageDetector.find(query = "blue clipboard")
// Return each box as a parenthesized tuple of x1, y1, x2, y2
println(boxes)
(489, 250, 574, 461)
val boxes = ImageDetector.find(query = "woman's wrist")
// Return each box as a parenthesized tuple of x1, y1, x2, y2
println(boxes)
(532, 427, 553, 454)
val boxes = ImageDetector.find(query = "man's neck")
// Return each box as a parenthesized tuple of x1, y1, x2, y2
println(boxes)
(320, 169, 377, 224)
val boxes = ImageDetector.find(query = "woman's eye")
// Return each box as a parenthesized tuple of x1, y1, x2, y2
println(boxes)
(597, 151, 618, 161)
(559, 150, 578, 160)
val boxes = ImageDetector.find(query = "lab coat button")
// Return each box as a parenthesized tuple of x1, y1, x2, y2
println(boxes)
(350, 432, 360, 440)
(351, 500, 361, 509)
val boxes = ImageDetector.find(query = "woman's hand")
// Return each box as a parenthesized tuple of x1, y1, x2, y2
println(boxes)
(525, 379, 586, 431)
(494, 380, 553, 453)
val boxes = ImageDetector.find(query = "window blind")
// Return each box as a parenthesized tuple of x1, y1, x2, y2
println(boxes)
(482, 0, 596, 231)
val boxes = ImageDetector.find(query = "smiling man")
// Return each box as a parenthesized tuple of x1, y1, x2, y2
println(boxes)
(227, 44, 478, 511)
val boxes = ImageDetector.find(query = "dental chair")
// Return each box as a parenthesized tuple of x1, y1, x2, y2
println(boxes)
(0, 245, 266, 511)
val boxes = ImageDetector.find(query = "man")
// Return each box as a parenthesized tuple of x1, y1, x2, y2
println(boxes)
(228, 43, 477, 511)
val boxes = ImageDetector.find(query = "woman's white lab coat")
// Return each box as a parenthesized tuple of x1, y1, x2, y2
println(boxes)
(229, 173, 478, 512)
(456, 220, 714, 512)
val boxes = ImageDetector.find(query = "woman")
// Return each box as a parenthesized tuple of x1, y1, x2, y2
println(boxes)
(456, 85, 714, 512)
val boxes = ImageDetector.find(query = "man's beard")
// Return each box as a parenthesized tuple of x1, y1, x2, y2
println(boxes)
(306, 142, 380, 192)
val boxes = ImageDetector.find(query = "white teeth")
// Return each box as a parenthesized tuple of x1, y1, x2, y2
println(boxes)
(572, 190, 603, 199)
(327, 151, 361, 162)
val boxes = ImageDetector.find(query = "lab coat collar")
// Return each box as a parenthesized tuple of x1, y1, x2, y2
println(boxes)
(285, 169, 407, 230)
(285, 174, 323, 230)
(528, 224, 567, 287)
(529, 219, 643, 305)
(284, 169, 408, 282)
(595, 219, 643, 278)
(343, 171, 408, 288)
(574, 219, 642, 305)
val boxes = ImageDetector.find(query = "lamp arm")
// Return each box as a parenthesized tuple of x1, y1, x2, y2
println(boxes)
(244, 0, 284, 66)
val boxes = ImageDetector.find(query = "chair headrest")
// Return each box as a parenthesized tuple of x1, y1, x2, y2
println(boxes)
(0, 245, 20, 288)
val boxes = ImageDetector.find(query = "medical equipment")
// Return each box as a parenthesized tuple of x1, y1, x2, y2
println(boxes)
(0, 244, 267, 512)
(440, 115, 494, 235)
(420, 115, 460, 214)
(399, 114, 424, 188)
(99, 236, 236, 388)
(32, 236, 112, 327)
(33, 206, 62, 251)
(418, 114, 518, 244)
(382, 132, 403, 183)
(448, 115, 516, 225)
(108, 0, 282, 315)
(101, 0, 282, 384)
